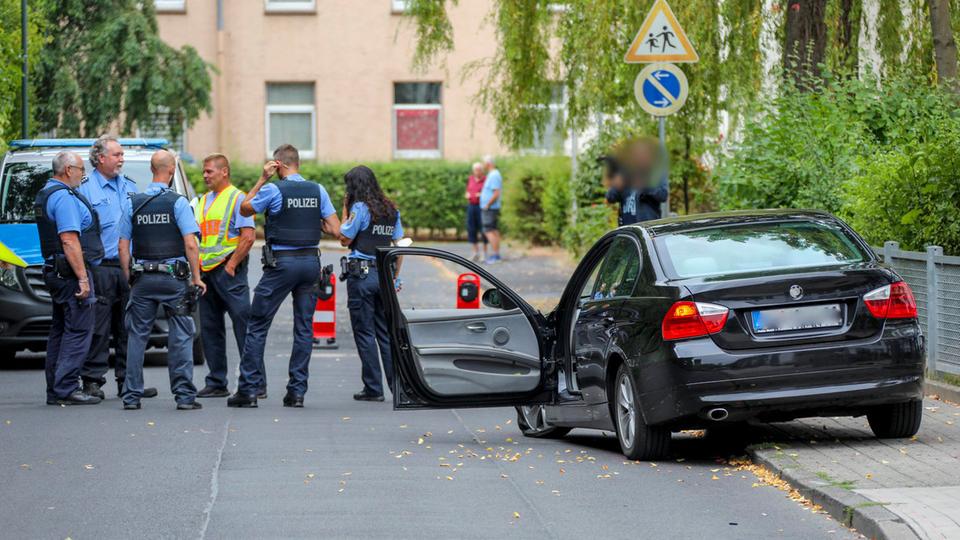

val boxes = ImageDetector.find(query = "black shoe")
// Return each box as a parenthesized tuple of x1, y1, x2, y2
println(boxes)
(46, 397, 58, 405)
(227, 393, 258, 408)
(177, 401, 202, 410)
(282, 393, 304, 408)
(353, 390, 385, 402)
(123, 401, 141, 410)
(142, 387, 158, 398)
(57, 390, 102, 405)
(257, 389, 268, 400)
(197, 386, 231, 398)
(82, 382, 105, 400)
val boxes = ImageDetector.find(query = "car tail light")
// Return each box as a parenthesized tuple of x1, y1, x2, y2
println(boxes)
(863, 281, 917, 319)
(662, 301, 729, 341)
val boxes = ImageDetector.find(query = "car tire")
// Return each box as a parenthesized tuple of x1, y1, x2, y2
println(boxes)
(867, 400, 922, 439)
(516, 405, 572, 439)
(614, 363, 670, 460)
(192, 338, 204, 366)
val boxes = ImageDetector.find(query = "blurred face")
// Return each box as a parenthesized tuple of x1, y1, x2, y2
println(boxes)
(64, 157, 86, 187)
(473, 165, 483, 176)
(202, 161, 229, 191)
(97, 141, 125, 178)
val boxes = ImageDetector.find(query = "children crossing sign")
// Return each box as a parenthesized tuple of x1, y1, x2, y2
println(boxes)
(624, 0, 699, 64)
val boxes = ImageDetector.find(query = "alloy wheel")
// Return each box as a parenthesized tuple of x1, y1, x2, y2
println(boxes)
(520, 404, 548, 432)
(616, 373, 636, 448)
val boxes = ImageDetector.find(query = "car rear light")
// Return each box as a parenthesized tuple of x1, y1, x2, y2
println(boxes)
(662, 301, 729, 341)
(863, 281, 917, 319)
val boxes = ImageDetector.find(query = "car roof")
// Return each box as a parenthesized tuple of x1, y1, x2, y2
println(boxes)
(629, 209, 840, 237)
(3, 139, 176, 165)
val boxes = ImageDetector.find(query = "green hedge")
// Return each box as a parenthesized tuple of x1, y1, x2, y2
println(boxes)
(499, 156, 571, 245)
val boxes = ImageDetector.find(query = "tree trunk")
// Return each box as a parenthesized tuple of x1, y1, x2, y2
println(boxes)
(783, 0, 828, 87)
(836, 0, 860, 72)
(928, 0, 958, 85)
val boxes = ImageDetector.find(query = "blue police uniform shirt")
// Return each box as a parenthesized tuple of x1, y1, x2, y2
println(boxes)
(479, 168, 503, 210)
(340, 202, 404, 261)
(119, 183, 200, 264)
(43, 179, 101, 265)
(249, 173, 336, 250)
(78, 168, 138, 260)
(203, 189, 255, 237)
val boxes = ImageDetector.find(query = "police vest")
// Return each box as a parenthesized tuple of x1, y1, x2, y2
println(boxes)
(350, 208, 398, 257)
(130, 190, 186, 261)
(34, 183, 105, 262)
(195, 185, 243, 271)
(264, 179, 324, 247)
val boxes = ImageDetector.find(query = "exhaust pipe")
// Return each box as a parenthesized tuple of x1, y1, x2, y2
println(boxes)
(707, 408, 729, 421)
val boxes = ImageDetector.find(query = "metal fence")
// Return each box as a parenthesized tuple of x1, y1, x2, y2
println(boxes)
(877, 242, 960, 375)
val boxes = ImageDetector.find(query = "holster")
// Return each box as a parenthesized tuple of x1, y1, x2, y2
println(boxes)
(53, 255, 78, 279)
(261, 244, 278, 269)
(174, 285, 203, 316)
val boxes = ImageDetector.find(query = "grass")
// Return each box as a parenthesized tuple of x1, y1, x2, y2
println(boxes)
(815, 471, 857, 490)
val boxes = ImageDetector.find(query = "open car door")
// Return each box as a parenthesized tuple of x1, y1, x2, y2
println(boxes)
(376, 247, 556, 409)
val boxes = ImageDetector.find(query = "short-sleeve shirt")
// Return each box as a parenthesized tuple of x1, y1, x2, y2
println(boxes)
(479, 168, 502, 210)
(466, 174, 485, 206)
(43, 179, 100, 265)
(78, 168, 138, 260)
(249, 173, 336, 251)
(203, 188, 255, 238)
(119, 183, 200, 264)
(340, 202, 404, 261)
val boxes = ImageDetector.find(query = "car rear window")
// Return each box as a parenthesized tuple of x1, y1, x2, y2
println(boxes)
(655, 220, 869, 279)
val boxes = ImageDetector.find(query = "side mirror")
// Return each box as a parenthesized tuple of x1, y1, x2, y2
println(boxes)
(482, 288, 517, 310)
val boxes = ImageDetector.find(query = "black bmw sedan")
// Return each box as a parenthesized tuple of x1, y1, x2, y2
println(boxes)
(376, 210, 924, 460)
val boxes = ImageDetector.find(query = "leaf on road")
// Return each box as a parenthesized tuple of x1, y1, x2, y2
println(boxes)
(83, 464, 95, 470)
(711, 475, 719, 480)
(500, 474, 509, 479)
(417, 438, 424, 445)
(513, 512, 520, 519)
(306, 473, 315, 479)
(20, 464, 30, 470)
(146, 421, 155, 427)
(341, 417, 350, 421)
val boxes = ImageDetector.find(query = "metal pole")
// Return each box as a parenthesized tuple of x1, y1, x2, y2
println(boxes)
(20, 0, 28, 139)
(658, 116, 668, 218)
(569, 126, 579, 226)
(926, 245, 943, 375)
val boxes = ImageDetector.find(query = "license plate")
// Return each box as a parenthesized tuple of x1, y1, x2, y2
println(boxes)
(751, 304, 843, 334)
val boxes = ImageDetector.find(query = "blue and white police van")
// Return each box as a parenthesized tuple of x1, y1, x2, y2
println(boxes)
(0, 139, 203, 364)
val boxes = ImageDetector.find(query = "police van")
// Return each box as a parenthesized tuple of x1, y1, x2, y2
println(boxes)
(0, 139, 203, 365)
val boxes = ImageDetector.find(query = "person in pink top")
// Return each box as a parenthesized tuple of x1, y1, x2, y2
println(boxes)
(465, 162, 488, 262)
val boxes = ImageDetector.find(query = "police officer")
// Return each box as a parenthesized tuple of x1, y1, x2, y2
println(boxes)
(194, 154, 256, 398)
(227, 144, 340, 409)
(79, 135, 157, 400)
(35, 151, 102, 405)
(117, 150, 206, 410)
(338, 166, 404, 402)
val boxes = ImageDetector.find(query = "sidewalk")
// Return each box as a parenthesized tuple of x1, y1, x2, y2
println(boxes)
(748, 391, 960, 540)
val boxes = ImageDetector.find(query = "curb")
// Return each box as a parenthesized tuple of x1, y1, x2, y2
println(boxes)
(746, 447, 919, 540)
(926, 379, 960, 404)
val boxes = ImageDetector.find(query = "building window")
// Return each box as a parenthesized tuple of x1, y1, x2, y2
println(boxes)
(154, 0, 186, 12)
(393, 82, 442, 159)
(391, 0, 410, 13)
(137, 108, 187, 155)
(266, 83, 316, 159)
(264, 0, 316, 13)
(524, 84, 568, 155)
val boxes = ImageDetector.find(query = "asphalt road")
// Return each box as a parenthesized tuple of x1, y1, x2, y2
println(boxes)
(0, 243, 858, 539)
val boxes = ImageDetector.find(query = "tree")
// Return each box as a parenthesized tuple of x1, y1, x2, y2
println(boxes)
(0, 0, 45, 147)
(783, 0, 828, 85)
(929, 0, 958, 83)
(33, 0, 211, 138)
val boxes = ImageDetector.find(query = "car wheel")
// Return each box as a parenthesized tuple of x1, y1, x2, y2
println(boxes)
(614, 363, 670, 460)
(516, 405, 571, 439)
(867, 400, 922, 439)
(192, 338, 204, 366)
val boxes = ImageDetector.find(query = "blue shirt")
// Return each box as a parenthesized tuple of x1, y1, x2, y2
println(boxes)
(119, 183, 200, 264)
(43, 179, 100, 265)
(249, 173, 336, 250)
(78, 169, 138, 260)
(479, 168, 502, 210)
(340, 202, 404, 260)
(203, 188, 255, 238)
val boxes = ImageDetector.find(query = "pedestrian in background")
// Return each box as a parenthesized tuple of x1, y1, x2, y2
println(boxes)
(79, 136, 157, 400)
(118, 150, 206, 410)
(601, 137, 668, 226)
(194, 154, 256, 398)
(479, 155, 503, 264)
(338, 165, 404, 402)
(465, 162, 488, 262)
(35, 151, 102, 405)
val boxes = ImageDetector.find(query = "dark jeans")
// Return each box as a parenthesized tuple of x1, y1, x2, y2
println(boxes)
(123, 273, 196, 405)
(347, 267, 394, 396)
(237, 255, 319, 397)
(82, 263, 129, 385)
(200, 262, 253, 391)
(466, 204, 487, 245)
(44, 269, 96, 400)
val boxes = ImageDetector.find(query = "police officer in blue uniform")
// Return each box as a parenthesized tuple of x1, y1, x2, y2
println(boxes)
(227, 144, 341, 408)
(79, 136, 157, 400)
(117, 150, 206, 410)
(338, 166, 404, 402)
(35, 151, 102, 405)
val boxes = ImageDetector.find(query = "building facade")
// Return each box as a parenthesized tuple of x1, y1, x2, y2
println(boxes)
(154, 0, 515, 163)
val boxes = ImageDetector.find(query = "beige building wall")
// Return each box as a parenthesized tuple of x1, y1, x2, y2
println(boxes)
(156, 0, 505, 163)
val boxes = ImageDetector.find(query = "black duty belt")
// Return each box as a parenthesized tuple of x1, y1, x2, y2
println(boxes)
(132, 260, 190, 279)
(99, 258, 121, 267)
(274, 248, 320, 258)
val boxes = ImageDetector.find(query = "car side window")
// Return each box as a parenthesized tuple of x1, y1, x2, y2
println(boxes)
(592, 236, 642, 300)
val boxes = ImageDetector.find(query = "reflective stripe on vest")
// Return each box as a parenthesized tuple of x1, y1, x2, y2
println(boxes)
(195, 185, 243, 271)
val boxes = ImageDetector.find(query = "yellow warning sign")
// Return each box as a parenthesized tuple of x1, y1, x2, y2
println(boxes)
(624, 0, 699, 64)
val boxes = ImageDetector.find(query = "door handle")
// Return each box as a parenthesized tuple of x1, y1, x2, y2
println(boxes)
(465, 322, 487, 333)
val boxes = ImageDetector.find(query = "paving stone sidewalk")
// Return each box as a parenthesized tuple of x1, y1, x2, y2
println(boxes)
(748, 397, 960, 540)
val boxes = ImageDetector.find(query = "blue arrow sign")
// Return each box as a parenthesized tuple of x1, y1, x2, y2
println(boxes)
(641, 68, 682, 109)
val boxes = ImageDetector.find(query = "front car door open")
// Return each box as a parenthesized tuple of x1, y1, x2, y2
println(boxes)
(376, 247, 556, 409)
